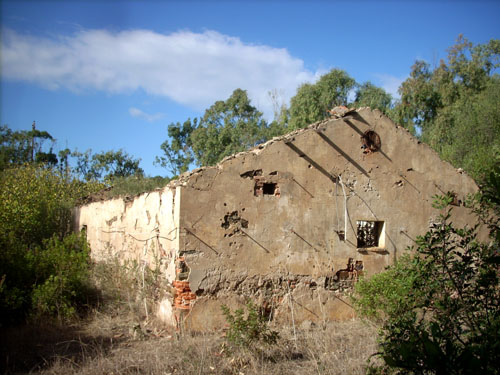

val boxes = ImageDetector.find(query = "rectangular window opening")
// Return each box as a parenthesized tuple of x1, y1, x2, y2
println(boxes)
(254, 179, 280, 197)
(356, 220, 385, 248)
(263, 183, 277, 195)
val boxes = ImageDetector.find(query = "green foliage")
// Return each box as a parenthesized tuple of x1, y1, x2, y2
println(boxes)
(221, 301, 279, 349)
(289, 69, 356, 129)
(481, 164, 500, 211)
(428, 77, 500, 180)
(155, 118, 196, 175)
(191, 89, 268, 166)
(355, 193, 500, 374)
(0, 124, 57, 171)
(0, 165, 103, 324)
(353, 82, 393, 115)
(72, 149, 144, 183)
(0, 165, 101, 245)
(29, 233, 91, 321)
(157, 89, 269, 170)
(352, 255, 418, 324)
(393, 35, 500, 180)
(105, 175, 170, 198)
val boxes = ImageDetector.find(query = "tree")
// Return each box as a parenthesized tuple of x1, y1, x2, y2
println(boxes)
(91, 149, 143, 182)
(157, 89, 269, 170)
(354, 190, 500, 374)
(191, 89, 268, 166)
(288, 69, 356, 129)
(72, 149, 143, 182)
(0, 165, 103, 323)
(155, 118, 196, 176)
(392, 36, 500, 180)
(266, 89, 290, 138)
(430, 77, 500, 179)
(353, 82, 393, 115)
(0, 123, 57, 170)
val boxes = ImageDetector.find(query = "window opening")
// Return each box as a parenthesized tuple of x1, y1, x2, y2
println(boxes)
(263, 183, 277, 195)
(357, 220, 385, 248)
(254, 179, 280, 197)
(361, 130, 381, 154)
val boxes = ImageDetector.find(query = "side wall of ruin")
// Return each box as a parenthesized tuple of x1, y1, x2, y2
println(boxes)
(73, 186, 182, 322)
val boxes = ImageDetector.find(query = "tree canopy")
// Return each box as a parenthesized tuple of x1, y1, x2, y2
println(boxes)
(288, 69, 356, 129)
(157, 89, 269, 174)
(71, 149, 144, 183)
(392, 35, 500, 180)
(0, 124, 57, 171)
(353, 81, 393, 115)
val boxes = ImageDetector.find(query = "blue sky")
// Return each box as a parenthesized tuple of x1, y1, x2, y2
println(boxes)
(1, 1, 499, 177)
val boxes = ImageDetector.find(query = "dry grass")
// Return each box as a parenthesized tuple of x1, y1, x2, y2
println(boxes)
(1, 261, 379, 374)
(2, 314, 378, 375)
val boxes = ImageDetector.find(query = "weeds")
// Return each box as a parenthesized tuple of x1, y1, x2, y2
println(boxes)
(90, 253, 168, 321)
(221, 301, 279, 349)
(9, 320, 376, 375)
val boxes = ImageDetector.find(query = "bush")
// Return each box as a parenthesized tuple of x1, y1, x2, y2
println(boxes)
(352, 254, 418, 324)
(29, 233, 91, 321)
(354, 193, 500, 374)
(0, 165, 102, 324)
(221, 301, 279, 349)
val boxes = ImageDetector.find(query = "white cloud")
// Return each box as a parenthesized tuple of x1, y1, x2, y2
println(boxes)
(128, 107, 165, 122)
(374, 73, 407, 99)
(1, 28, 319, 118)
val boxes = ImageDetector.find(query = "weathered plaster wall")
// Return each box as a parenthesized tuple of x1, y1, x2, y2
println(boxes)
(74, 108, 481, 331)
(174, 108, 480, 330)
(74, 186, 182, 322)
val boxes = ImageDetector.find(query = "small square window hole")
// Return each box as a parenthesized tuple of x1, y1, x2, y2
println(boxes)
(356, 220, 385, 248)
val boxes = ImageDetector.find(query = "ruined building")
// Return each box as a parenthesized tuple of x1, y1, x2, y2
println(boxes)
(74, 108, 480, 330)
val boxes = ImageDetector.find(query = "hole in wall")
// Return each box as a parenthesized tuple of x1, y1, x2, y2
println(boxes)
(240, 169, 263, 178)
(263, 183, 277, 195)
(80, 225, 87, 239)
(361, 130, 381, 154)
(356, 220, 385, 248)
(254, 179, 280, 197)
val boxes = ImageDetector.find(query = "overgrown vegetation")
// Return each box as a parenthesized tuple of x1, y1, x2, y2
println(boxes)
(221, 301, 279, 349)
(2, 318, 379, 374)
(0, 117, 171, 325)
(392, 36, 500, 181)
(0, 165, 103, 324)
(354, 176, 500, 374)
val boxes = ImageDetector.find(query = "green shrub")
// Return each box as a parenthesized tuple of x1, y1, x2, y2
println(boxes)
(0, 165, 102, 324)
(354, 194, 500, 374)
(353, 254, 419, 324)
(29, 233, 91, 321)
(221, 301, 279, 349)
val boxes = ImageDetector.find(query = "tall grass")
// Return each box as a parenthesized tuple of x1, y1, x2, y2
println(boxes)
(39, 320, 377, 375)
(2, 257, 378, 374)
